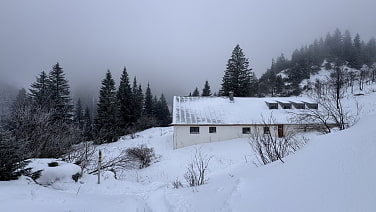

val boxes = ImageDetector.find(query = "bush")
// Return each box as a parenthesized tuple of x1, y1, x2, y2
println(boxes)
(72, 172, 81, 182)
(172, 177, 183, 189)
(184, 148, 212, 187)
(126, 145, 155, 168)
(0, 130, 31, 181)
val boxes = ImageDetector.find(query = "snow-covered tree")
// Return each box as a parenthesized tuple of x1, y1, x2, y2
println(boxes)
(29, 71, 51, 109)
(143, 83, 153, 117)
(95, 70, 119, 144)
(201, 81, 211, 96)
(192, 87, 200, 96)
(220, 44, 253, 97)
(0, 127, 30, 181)
(47, 63, 73, 121)
(132, 77, 143, 122)
(117, 67, 133, 132)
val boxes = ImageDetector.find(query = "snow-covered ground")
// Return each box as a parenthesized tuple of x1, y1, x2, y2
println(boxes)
(1, 83, 376, 212)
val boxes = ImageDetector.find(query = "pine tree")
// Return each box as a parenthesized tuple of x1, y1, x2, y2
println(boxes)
(12, 88, 28, 109)
(353, 33, 362, 69)
(117, 67, 133, 133)
(83, 106, 93, 141)
(157, 94, 171, 126)
(342, 30, 353, 64)
(74, 98, 84, 128)
(95, 70, 119, 144)
(144, 83, 153, 117)
(249, 73, 259, 97)
(201, 80, 211, 96)
(0, 127, 30, 181)
(29, 71, 51, 109)
(47, 63, 73, 121)
(132, 77, 143, 122)
(220, 44, 253, 97)
(192, 87, 200, 96)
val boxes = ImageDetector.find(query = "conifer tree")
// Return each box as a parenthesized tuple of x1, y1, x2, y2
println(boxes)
(353, 34, 362, 69)
(157, 94, 171, 126)
(132, 77, 143, 122)
(74, 98, 84, 128)
(47, 63, 73, 121)
(220, 44, 253, 97)
(192, 87, 200, 96)
(83, 106, 93, 141)
(29, 71, 51, 109)
(0, 128, 30, 181)
(144, 83, 153, 117)
(95, 70, 119, 144)
(13, 88, 28, 109)
(201, 80, 211, 96)
(117, 67, 133, 132)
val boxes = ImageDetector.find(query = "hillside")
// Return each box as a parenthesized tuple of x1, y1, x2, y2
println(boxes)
(1, 84, 376, 211)
(257, 29, 376, 97)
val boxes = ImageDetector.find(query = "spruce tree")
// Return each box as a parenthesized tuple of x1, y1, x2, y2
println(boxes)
(192, 87, 200, 96)
(95, 70, 119, 144)
(29, 71, 51, 109)
(117, 67, 133, 132)
(0, 127, 30, 181)
(74, 98, 84, 128)
(157, 94, 171, 126)
(47, 63, 73, 121)
(132, 77, 143, 122)
(201, 81, 211, 96)
(144, 83, 153, 117)
(353, 34, 362, 69)
(13, 88, 28, 109)
(83, 106, 93, 141)
(220, 44, 253, 97)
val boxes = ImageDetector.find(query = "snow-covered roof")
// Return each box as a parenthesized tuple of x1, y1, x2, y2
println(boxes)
(172, 96, 315, 125)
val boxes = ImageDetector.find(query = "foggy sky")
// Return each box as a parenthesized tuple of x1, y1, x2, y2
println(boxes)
(1, 0, 376, 103)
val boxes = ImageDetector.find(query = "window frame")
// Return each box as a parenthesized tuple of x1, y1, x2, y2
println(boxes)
(242, 127, 251, 134)
(209, 127, 216, 133)
(190, 127, 200, 134)
(263, 126, 270, 135)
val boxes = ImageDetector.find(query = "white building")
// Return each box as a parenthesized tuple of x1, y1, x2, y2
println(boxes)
(171, 95, 322, 149)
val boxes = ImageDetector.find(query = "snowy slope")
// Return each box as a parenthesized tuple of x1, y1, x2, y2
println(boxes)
(1, 88, 376, 212)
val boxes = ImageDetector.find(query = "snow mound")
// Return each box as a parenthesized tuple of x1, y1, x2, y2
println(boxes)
(29, 159, 81, 186)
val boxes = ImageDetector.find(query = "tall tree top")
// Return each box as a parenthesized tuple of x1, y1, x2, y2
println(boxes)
(220, 44, 253, 97)
(201, 80, 211, 96)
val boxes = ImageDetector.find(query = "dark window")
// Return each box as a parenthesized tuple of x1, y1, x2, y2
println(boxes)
(263, 126, 270, 134)
(295, 104, 305, 109)
(190, 127, 200, 134)
(282, 104, 291, 109)
(242, 127, 251, 134)
(209, 127, 216, 133)
(269, 105, 278, 109)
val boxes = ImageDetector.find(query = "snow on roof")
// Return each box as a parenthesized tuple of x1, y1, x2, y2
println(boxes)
(172, 96, 314, 125)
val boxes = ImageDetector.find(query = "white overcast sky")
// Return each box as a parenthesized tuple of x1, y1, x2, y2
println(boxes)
(1, 0, 376, 101)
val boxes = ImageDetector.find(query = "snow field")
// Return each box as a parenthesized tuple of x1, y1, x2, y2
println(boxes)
(1, 81, 376, 211)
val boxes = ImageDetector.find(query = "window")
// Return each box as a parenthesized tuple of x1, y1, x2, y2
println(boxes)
(190, 127, 199, 134)
(209, 127, 216, 133)
(242, 127, 251, 134)
(263, 126, 270, 134)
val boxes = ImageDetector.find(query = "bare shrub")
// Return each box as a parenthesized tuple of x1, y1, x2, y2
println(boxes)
(126, 145, 155, 169)
(249, 115, 306, 165)
(184, 148, 212, 187)
(172, 177, 183, 189)
(63, 141, 97, 174)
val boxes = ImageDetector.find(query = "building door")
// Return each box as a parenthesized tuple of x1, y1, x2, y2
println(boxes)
(278, 125, 283, 138)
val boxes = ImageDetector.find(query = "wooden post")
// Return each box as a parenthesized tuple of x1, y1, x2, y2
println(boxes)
(98, 150, 102, 184)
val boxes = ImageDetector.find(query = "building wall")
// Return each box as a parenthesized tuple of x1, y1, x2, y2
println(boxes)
(173, 125, 299, 149)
